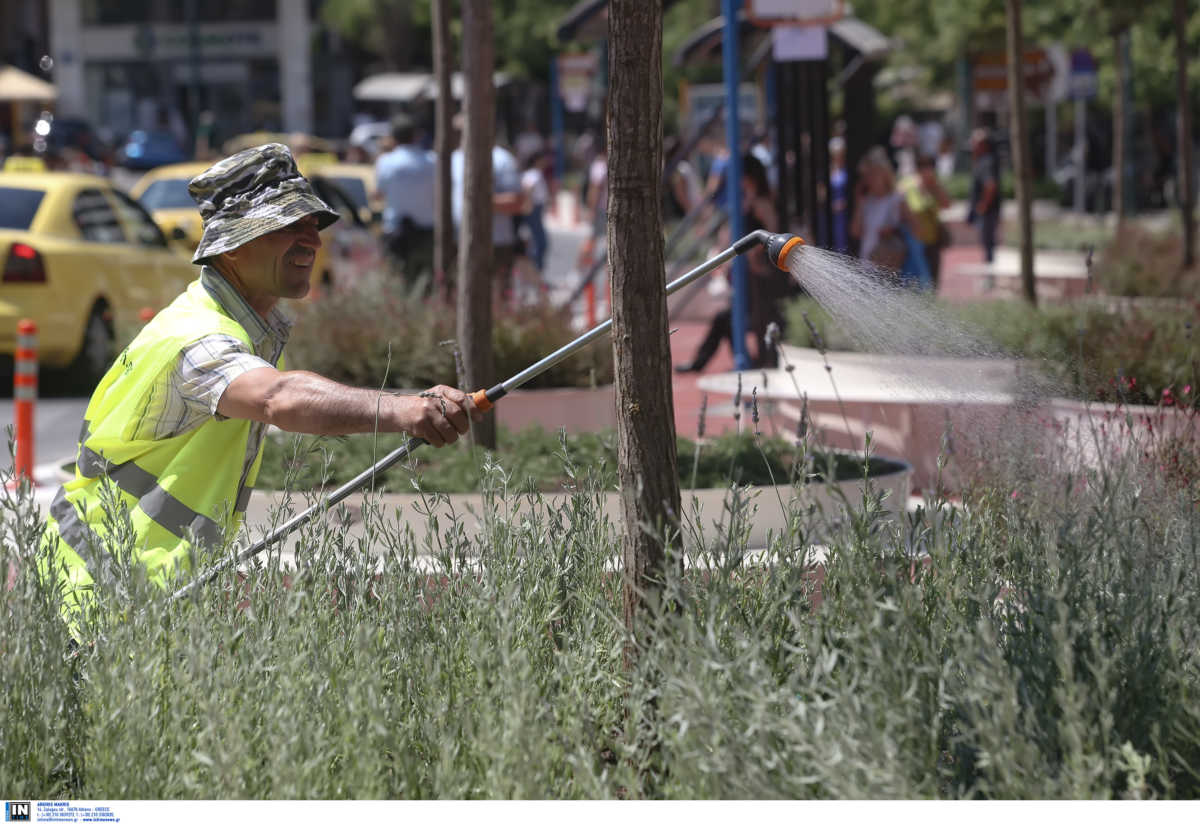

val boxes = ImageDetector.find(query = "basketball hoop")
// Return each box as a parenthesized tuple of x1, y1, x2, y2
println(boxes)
(747, 0, 846, 27)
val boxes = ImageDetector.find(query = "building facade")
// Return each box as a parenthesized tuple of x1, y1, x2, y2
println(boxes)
(48, 0, 315, 146)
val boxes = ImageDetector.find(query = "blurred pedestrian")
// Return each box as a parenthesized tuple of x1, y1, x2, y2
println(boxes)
(514, 120, 545, 167)
(700, 128, 731, 210)
(376, 113, 436, 284)
(900, 154, 951, 290)
(663, 135, 703, 221)
(852, 148, 910, 268)
(576, 136, 607, 273)
(890, 115, 918, 178)
(852, 148, 930, 288)
(830, 136, 849, 253)
(676, 154, 790, 372)
(519, 148, 552, 273)
(450, 115, 525, 303)
(967, 128, 1001, 264)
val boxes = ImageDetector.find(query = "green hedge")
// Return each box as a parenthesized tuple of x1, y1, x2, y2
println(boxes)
(256, 427, 900, 494)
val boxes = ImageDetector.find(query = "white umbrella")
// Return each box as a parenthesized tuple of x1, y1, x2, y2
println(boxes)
(0, 65, 57, 102)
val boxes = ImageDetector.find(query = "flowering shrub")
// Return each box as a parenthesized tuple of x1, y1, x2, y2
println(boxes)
(951, 299, 1199, 408)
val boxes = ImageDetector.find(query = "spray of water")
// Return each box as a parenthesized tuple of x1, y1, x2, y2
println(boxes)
(784, 245, 1065, 402)
(788, 246, 991, 359)
(776, 244, 1090, 491)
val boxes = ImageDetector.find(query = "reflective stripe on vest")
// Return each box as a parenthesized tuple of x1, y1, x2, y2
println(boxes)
(75, 441, 252, 549)
(50, 486, 119, 586)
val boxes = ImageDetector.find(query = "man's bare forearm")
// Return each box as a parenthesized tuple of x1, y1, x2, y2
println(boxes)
(261, 371, 407, 435)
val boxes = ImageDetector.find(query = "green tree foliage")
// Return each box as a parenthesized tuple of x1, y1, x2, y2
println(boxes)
(852, 0, 1196, 110)
(322, 0, 573, 80)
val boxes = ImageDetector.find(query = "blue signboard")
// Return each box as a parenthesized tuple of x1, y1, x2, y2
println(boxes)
(1070, 48, 1098, 100)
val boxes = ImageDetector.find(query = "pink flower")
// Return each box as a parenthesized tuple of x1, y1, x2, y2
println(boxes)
(1185, 385, 1192, 395)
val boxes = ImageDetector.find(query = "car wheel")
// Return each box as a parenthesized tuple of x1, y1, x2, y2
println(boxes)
(68, 305, 115, 390)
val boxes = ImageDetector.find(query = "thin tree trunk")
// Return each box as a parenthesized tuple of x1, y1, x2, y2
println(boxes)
(432, 0, 455, 295)
(1113, 27, 1129, 228)
(1176, 0, 1195, 269)
(457, 0, 497, 449)
(1005, 0, 1036, 305)
(608, 0, 679, 671)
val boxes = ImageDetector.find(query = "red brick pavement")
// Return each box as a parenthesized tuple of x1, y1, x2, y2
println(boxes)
(668, 319, 742, 440)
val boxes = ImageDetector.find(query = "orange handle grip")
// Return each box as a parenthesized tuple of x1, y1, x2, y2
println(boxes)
(471, 389, 493, 413)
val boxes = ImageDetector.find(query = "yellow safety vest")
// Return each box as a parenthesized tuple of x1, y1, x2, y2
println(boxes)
(39, 280, 280, 635)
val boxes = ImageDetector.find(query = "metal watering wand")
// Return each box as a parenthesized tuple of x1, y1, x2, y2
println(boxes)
(168, 230, 805, 604)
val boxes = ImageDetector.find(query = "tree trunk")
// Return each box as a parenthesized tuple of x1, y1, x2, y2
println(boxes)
(432, 0, 456, 296)
(1113, 27, 1129, 228)
(457, 0, 497, 449)
(1005, 0, 1037, 305)
(1176, 0, 1195, 269)
(608, 0, 679, 671)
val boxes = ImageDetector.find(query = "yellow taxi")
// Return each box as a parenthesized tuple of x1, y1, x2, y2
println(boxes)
(131, 162, 383, 293)
(297, 156, 380, 226)
(0, 171, 195, 383)
(128, 161, 209, 254)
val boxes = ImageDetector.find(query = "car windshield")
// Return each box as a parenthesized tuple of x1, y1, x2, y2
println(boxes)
(328, 176, 368, 211)
(138, 178, 197, 211)
(0, 187, 46, 229)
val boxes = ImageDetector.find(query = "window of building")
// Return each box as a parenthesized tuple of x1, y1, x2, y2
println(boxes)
(84, 0, 277, 24)
(83, 0, 152, 25)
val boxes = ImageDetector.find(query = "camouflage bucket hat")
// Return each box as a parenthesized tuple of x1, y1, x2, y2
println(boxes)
(188, 142, 339, 264)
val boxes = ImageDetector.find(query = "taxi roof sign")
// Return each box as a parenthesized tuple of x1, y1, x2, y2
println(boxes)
(3, 156, 47, 173)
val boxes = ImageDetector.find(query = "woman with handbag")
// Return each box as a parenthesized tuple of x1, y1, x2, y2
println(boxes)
(850, 148, 915, 275)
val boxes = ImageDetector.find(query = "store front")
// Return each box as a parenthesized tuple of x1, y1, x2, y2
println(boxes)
(49, 0, 311, 150)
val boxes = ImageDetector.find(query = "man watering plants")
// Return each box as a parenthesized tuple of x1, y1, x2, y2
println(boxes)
(39, 143, 480, 636)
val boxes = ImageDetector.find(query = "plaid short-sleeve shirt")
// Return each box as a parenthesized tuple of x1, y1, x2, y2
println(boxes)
(131, 266, 291, 498)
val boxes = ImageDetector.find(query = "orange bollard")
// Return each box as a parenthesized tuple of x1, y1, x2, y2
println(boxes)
(12, 318, 37, 485)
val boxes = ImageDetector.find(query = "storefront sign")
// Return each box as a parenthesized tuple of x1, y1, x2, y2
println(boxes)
(971, 49, 1056, 104)
(83, 23, 279, 60)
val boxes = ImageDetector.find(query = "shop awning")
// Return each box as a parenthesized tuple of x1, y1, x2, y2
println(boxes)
(353, 72, 434, 102)
(353, 72, 512, 103)
(0, 65, 58, 102)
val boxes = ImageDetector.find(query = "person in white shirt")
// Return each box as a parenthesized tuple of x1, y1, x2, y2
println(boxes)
(375, 114, 436, 281)
(450, 115, 526, 302)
